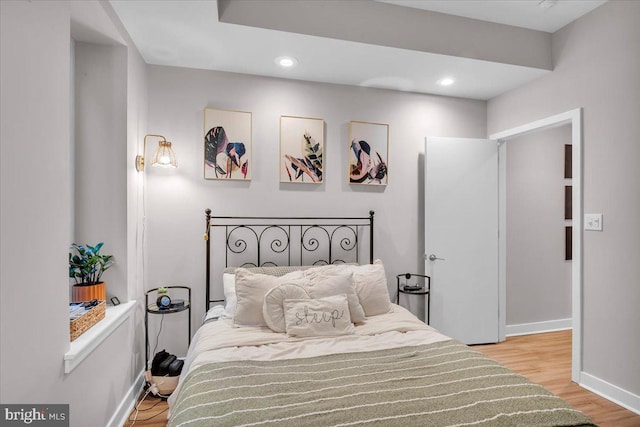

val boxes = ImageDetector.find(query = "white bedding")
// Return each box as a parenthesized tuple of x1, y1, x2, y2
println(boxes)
(168, 304, 450, 408)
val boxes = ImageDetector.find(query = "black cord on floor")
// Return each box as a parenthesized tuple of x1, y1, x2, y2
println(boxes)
(129, 406, 168, 423)
(128, 390, 170, 426)
(133, 397, 163, 412)
(128, 388, 152, 426)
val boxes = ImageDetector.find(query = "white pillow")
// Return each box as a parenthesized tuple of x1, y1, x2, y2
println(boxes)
(283, 294, 356, 337)
(304, 260, 391, 316)
(222, 272, 236, 319)
(351, 260, 391, 316)
(302, 271, 366, 323)
(221, 266, 312, 318)
(234, 268, 306, 327)
(263, 283, 310, 333)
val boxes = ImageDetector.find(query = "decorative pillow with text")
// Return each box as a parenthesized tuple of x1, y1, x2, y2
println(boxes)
(283, 294, 356, 337)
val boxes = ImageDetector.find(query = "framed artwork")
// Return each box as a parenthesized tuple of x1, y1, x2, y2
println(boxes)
(564, 144, 572, 179)
(204, 108, 252, 180)
(565, 226, 573, 261)
(564, 185, 572, 220)
(280, 115, 324, 183)
(348, 121, 389, 185)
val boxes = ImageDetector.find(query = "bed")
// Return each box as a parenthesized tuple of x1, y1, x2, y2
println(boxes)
(166, 210, 595, 427)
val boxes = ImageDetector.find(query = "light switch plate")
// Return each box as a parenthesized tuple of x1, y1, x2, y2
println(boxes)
(584, 213, 603, 231)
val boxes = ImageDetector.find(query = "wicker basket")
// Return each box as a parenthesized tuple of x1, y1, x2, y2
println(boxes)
(70, 301, 106, 341)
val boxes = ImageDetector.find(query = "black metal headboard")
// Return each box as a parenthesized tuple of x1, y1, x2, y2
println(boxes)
(204, 209, 375, 311)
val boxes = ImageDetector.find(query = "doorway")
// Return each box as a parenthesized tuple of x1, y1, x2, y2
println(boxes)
(490, 108, 583, 383)
(504, 125, 572, 335)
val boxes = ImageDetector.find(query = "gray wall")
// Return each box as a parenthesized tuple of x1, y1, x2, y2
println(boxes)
(143, 65, 487, 354)
(506, 125, 572, 327)
(73, 41, 128, 300)
(0, 2, 147, 426)
(488, 0, 640, 397)
(1, 0, 71, 404)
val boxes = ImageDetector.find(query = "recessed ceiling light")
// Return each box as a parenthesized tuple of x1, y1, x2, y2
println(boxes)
(275, 56, 298, 68)
(438, 77, 455, 86)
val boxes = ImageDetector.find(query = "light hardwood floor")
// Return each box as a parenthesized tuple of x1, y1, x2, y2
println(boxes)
(474, 330, 640, 427)
(126, 330, 640, 426)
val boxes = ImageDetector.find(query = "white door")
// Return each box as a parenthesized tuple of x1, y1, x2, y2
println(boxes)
(425, 137, 499, 344)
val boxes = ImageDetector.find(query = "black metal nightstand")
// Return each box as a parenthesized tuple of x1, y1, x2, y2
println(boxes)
(145, 286, 191, 370)
(396, 273, 431, 325)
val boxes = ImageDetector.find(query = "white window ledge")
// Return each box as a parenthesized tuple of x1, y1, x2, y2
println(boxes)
(64, 301, 136, 374)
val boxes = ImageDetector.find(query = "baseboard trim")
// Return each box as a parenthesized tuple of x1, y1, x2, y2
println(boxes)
(107, 370, 146, 427)
(506, 318, 572, 336)
(580, 372, 640, 415)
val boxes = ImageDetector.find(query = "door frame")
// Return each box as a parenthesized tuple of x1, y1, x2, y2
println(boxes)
(489, 108, 583, 383)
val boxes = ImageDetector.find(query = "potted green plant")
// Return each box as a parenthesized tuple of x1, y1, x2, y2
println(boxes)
(69, 242, 114, 302)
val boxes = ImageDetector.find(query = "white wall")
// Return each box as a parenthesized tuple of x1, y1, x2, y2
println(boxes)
(506, 125, 571, 327)
(1, 0, 72, 403)
(120, 8, 149, 385)
(143, 65, 486, 354)
(488, 0, 640, 402)
(73, 41, 128, 300)
(1, 2, 147, 425)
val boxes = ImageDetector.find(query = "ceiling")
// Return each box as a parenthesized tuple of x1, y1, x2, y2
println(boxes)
(109, 0, 606, 100)
(379, 0, 606, 33)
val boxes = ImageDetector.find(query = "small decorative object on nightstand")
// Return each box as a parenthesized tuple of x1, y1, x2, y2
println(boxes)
(396, 273, 431, 325)
(145, 286, 191, 370)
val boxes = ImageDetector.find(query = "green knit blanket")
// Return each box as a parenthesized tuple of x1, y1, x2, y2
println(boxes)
(168, 340, 595, 427)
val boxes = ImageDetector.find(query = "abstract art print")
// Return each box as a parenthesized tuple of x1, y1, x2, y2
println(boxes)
(204, 108, 251, 180)
(348, 121, 389, 185)
(280, 116, 324, 184)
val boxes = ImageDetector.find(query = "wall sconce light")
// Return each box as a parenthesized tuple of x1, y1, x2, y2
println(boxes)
(135, 134, 177, 172)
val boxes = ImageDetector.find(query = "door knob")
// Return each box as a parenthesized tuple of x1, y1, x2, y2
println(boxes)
(428, 254, 445, 261)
